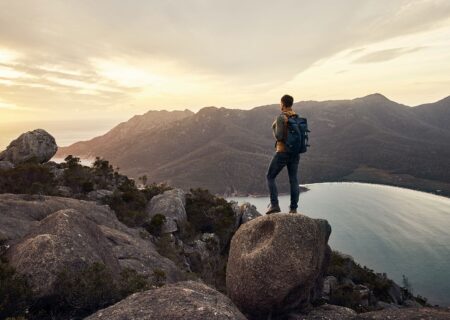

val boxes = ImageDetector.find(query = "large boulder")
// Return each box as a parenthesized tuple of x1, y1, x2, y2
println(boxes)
(226, 213, 331, 318)
(6, 209, 120, 298)
(145, 188, 187, 233)
(85, 280, 247, 320)
(0, 129, 57, 164)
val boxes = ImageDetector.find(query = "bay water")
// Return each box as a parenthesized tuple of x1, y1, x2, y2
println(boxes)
(228, 182, 450, 306)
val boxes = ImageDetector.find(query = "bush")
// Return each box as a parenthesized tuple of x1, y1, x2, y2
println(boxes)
(92, 157, 115, 189)
(184, 188, 236, 250)
(0, 162, 56, 195)
(329, 284, 363, 310)
(152, 269, 166, 288)
(118, 268, 153, 296)
(327, 251, 393, 303)
(144, 214, 166, 236)
(53, 262, 119, 316)
(104, 179, 171, 228)
(105, 185, 147, 227)
(62, 156, 94, 194)
(156, 234, 183, 266)
(142, 182, 172, 201)
(0, 258, 32, 319)
(49, 262, 157, 319)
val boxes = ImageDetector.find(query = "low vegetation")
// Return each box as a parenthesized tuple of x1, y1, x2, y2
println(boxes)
(19, 262, 161, 320)
(144, 214, 167, 236)
(0, 161, 56, 195)
(184, 187, 236, 250)
(326, 251, 429, 312)
(0, 155, 171, 228)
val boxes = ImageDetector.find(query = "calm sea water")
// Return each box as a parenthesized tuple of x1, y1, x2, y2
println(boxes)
(228, 182, 450, 306)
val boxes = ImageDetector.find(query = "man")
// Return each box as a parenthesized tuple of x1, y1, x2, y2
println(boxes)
(265, 94, 300, 214)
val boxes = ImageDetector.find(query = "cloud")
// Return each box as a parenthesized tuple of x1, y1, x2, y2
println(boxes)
(0, 0, 449, 123)
(0, 1, 449, 81)
(353, 47, 425, 63)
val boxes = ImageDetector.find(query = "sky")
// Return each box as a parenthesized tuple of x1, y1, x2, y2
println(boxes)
(0, 0, 450, 148)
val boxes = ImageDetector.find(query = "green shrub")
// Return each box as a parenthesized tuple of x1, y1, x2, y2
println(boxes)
(156, 234, 183, 265)
(142, 182, 172, 201)
(62, 156, 94, 194)
(329, 284, 363, 310)
(327, 251, 393, 302)
(105, 187, 147, 227)
(152, 269, 166, 288)
(92, 157, 115, 189)
(144, 214, 166, 236)
(103, 178, 172, 228)
(54, 262, 119, 316)
(0, 162, 56, 195)
(118, 268, 152, 296)
(51, 262, 157, 318)
(184, 188, 236, 250)
(0, 259, 32, 319)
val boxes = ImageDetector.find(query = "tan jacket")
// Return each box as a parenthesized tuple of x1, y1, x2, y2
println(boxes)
(272, 109, 296, 152)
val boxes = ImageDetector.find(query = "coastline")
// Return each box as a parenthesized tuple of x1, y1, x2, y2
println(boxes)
(221, 180, 450, 200)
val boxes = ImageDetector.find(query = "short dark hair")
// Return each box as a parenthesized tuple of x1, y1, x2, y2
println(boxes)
(281, 94, 294, 108)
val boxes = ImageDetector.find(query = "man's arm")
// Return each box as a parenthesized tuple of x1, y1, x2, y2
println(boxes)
(274, 114, 286, 141)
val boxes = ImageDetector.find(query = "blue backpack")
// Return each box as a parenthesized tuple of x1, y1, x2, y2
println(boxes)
(284, 114, 310, 154)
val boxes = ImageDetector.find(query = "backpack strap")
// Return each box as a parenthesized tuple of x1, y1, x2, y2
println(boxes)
(282, 113, 289, 141)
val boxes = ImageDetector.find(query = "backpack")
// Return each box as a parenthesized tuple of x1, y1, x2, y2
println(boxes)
(284, 114, 310, 154)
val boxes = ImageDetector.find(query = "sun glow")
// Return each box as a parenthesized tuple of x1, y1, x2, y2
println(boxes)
(0, 48, 21, 64)
(91, 58, 169, 88)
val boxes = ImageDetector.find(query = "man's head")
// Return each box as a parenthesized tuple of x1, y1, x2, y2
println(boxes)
(280, 94, 294, 110)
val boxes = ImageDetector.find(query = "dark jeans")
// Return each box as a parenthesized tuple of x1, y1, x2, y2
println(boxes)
(266, 152, 300, 209)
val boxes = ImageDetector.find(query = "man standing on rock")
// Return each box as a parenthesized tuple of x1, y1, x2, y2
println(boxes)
(265, 94, 300, 214)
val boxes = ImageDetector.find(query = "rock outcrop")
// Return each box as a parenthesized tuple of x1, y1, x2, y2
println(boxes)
(231, 201, 262, 229)
(1, 194, 183, 299)
(0, 193, 127, 241)
(226, 213, 331, 318)
(85, 280, 247, 320)
(239, 202, 262, 224)
(6, 209, 120, 298)
(0, 129, 57, 164)
(145, 188, 187, 233)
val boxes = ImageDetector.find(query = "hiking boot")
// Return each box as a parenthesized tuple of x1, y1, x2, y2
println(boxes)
(265, 204, 281, 215)
(289, 208, 297, 213)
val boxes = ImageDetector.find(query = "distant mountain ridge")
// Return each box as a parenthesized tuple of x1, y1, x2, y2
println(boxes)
(56, 94, 450, 197)
(62, 109, 194, 158)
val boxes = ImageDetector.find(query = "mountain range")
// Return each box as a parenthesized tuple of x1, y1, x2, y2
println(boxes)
(56, 94, 450, 197)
